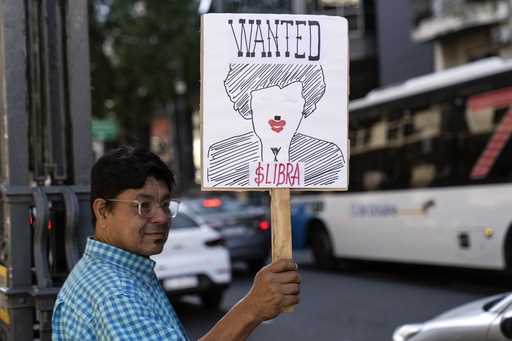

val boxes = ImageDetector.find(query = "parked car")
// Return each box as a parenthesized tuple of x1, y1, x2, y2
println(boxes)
(393, 292, 512, 341)
(180, 195, 271, 272)
(151, 211, 231, 308)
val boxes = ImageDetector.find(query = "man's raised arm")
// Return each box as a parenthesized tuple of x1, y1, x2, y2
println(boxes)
(199, 259, 301, 341)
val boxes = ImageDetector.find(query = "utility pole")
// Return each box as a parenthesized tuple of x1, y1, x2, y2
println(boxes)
(173, 78, 195, 194)
(292, 0, 307, 14)
(214, 0, 224, 12)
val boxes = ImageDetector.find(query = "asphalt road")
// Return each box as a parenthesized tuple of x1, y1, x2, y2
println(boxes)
(174, 250, 511, 341)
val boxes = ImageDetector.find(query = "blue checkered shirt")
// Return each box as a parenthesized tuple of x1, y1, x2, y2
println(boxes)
(52, 238, 189, 340)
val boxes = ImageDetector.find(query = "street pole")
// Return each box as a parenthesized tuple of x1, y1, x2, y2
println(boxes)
(214, 0, 224, 12)
(0, 1, 34, 339)
(292, 0, 307, 14)
(173, 79, 195, 194)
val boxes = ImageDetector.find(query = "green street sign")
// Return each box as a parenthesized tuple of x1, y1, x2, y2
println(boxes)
(92, 118, 119, 141)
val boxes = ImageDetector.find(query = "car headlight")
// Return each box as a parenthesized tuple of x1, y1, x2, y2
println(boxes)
(392, 324, 423, 341)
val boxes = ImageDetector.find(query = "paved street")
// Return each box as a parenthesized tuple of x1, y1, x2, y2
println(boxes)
(174, 250, 511, 341)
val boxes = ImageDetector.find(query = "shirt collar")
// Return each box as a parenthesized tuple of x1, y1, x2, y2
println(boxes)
(84, 237, 156, 280)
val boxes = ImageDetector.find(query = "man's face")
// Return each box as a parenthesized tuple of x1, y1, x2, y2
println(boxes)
(250, 82, 305, 144)
(100, 177, 171, 257)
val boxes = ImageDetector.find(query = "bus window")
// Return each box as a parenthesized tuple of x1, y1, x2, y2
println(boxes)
(464, 87, 512, 183)
(368, 121, 387, 149)
(363, 170, 385, 190)
(466, 107, 494, 134)
(402, 113, 415, 137)
(386, 118, 401, 143)
(411, 163, 435, 188)
(414, 107, 441, 140)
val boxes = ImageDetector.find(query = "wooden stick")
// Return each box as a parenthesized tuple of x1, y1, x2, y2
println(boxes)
(271, 188, 292, 261)
(270, 188, 294, 312)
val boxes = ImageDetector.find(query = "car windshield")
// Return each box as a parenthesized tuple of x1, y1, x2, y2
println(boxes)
(184, 197, 249, 214)
(483, 295, 507, 311)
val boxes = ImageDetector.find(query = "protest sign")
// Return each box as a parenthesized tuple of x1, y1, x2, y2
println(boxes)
(201, 13, 349, 191)
(200, 14, 349, 292)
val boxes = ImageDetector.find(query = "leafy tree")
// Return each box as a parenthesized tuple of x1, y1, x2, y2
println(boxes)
(89, 0, 199, 190)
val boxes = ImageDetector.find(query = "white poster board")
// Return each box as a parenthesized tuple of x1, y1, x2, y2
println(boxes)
(201, 13, 349, 191)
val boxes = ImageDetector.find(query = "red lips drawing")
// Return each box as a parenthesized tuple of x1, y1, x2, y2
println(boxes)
(268, 115, 286, 133)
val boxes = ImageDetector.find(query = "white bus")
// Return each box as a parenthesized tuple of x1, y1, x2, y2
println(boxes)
(294, 57, 512, 271)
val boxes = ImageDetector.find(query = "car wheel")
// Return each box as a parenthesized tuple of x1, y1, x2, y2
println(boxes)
(311, 225, 335, 270)
(200, 289, 224, 309)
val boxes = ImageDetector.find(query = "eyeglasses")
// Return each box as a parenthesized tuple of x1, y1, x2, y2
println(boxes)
(106, 199, 180, 218)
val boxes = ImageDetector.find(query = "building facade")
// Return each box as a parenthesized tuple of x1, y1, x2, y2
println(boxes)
(412, 0, 512, 70)
(376, 0, 433, 86)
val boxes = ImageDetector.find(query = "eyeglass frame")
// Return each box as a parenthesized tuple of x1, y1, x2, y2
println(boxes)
(105, 198, 180, 218)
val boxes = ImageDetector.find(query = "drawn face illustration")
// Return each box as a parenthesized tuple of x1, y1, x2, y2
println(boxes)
(250, 82, 305, 146)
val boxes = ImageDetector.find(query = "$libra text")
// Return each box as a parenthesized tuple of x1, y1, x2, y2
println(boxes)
(249, 161, 304, 187)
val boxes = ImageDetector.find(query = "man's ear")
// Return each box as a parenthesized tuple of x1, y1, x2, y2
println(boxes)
(93, 198, 109, 228)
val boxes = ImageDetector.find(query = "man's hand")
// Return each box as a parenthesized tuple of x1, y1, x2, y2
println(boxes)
(243, 259, 301, 322)
(198, 259, 300, 341)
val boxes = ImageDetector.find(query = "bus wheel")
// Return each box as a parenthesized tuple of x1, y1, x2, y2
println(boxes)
(311, 225, 335, 270)
(505, 224, 512, 271)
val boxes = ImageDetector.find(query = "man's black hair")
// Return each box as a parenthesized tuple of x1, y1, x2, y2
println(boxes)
(90, 145, 176, 227)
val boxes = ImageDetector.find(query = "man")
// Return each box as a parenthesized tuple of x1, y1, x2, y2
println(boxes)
(52, 145, 300, 340)
(207, 63, 345, 187)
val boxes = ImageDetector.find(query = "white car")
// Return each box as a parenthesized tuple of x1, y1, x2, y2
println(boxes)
(393, 292, 512, 341)
(151, 211, 231, 308)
